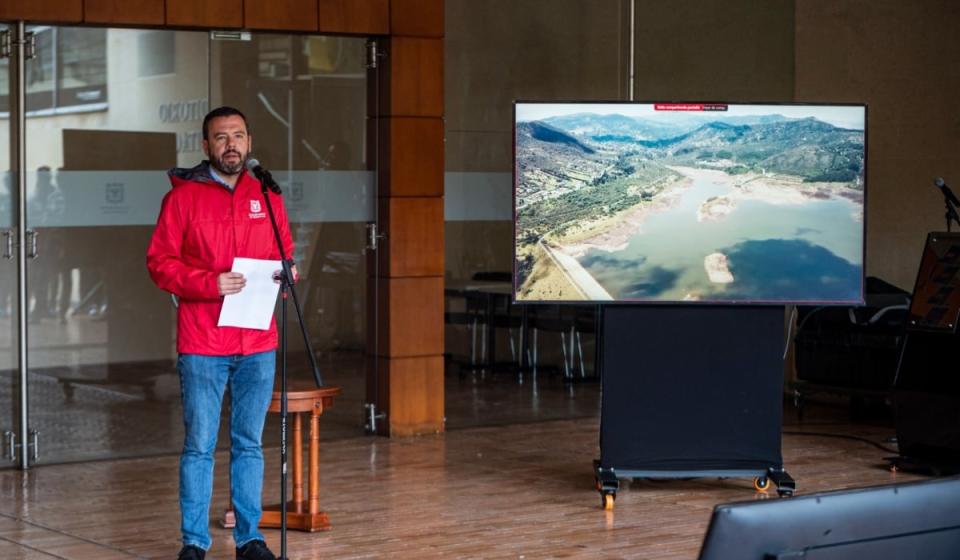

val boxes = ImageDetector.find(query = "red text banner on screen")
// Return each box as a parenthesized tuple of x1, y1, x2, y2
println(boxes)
(654, 103, 728, 111)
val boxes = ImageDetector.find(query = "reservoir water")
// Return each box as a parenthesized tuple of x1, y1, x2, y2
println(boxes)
(578, 167, 864, 302)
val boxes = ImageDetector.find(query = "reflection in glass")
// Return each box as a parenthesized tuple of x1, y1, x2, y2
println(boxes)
(0, 26, 109, 115)
(58, 27, 108, 107)
(0, 42, 8, 113)
(26, 28, 54, 102)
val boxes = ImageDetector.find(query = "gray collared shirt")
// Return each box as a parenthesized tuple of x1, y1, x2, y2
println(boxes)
(208, 164, 234, 190)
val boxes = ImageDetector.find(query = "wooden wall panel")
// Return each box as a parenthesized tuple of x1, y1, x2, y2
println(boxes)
(379, 197, 445, 277)
(384, 356, 445, 436)
(84, 0, 164, 25)
(386, 37, 444, 117)
(796, 0, 960, 290)
(379, 117, 444, 197)
(319, 0, 389, 35)
(633, 0, 794, 101)
(244, 0, 319, 31)
(0, 0, 82, 22)
(391, 0, 444, 37)
(166, 0, 243, 29)
(378, 276, 444, 356)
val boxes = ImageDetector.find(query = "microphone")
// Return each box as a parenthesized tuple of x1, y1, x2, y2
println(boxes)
(246, 158, 281, 194)
(934, 177, 960, 207)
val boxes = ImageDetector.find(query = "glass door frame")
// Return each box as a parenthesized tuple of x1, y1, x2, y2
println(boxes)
(2, 20, 32, 470)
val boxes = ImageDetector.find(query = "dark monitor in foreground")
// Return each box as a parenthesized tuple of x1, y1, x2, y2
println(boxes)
(698, 477, 960, 560)
(513, 101, 866, 305)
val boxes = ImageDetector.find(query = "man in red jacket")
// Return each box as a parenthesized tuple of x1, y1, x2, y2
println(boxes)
(147, 107, 293, 560)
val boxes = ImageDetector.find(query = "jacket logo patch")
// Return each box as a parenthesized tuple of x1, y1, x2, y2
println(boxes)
(249, 199, 266, 219)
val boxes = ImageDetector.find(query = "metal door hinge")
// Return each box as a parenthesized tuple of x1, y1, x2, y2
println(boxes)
(3, 431, 14, 462)
(365, 222, 386, 252)
(24, 31, 36, 60)
(366, 40, 384, 69)
(2, 430, 37, 463)
(2, 230, 14, 259)
(25, 229, 38, 259)
(28, 429, 38, 462)
(1, 30, 35, 60)
(363, 403, 386, 434)
(210, 30, 252, 42)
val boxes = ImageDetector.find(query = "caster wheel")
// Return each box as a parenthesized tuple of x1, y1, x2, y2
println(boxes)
(778, 489, 794, 498)
(601, 492, 615, 510)
(754, 476, 770, 492)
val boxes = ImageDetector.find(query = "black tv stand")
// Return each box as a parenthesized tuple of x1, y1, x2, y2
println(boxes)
(594, 305, 795, 509)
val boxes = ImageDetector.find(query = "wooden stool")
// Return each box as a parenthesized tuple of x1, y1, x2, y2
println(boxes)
(222, 385, 341, 532)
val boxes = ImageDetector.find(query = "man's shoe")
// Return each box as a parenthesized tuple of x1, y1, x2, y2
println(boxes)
(177, 545, 206, 560)
(236, 539, 277, 560)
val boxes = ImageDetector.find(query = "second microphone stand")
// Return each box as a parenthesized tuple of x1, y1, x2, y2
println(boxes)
(258, 177, 324, 560)
(943, 198, 960, 232)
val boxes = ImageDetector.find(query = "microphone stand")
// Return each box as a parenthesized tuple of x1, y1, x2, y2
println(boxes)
(256, 176, 324, 560)
(943, 198, 960, 232)
(935, 179, 960, 232)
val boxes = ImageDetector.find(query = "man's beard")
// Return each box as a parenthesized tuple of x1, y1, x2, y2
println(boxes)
(210, 150, 246, 175)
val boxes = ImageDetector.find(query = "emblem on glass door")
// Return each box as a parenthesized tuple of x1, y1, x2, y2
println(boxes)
(105, 183, 124, 204)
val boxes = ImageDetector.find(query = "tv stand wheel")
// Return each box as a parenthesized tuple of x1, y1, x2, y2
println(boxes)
(753, 476, 770, 492)
(601, 492, 615, 510)
(777, 487, 794, 497)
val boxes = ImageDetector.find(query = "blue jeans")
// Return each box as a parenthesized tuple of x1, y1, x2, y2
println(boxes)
(178, 351, 276, 550)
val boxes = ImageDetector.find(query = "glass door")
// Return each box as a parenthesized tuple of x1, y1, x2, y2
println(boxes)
(0, 22, 20, 469)
(5, 25, 375, 467)
(22, 26, 210, 464)
(210, 33, 375, 441)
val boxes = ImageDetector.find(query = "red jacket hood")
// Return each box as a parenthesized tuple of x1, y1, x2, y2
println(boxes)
(168, 161, 248, 190)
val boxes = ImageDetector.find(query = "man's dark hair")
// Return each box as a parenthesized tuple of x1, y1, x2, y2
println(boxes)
(202, 106, 249, 141)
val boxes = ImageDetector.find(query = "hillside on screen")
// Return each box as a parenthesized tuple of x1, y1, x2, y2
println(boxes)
(514, 102, 866, 304)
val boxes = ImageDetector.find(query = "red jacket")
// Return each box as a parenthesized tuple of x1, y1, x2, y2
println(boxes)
(146, 162, 295, 356)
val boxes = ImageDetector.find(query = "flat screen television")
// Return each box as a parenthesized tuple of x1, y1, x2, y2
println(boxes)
(698, 476, 960, 560)
(513, 101, 867, 304)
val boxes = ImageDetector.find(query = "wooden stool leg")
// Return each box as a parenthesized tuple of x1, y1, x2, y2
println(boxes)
(309, 405, 320, 515)
(293, 411, 303, 513)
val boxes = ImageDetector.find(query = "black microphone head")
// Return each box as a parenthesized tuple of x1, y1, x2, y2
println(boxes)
(935, 177, 946, 188)
(246, 158, 261, 171)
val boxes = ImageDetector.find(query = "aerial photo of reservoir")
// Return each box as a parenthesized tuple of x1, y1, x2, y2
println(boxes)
(514, 102, 866, 303)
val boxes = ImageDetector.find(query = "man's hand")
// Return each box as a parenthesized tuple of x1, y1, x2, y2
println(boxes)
(218, 272, 246, 295)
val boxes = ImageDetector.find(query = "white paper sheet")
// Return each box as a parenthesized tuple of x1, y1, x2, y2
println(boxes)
(217, 257, 282, 330)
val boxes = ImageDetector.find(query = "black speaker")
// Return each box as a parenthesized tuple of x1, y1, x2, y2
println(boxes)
(893, 232, 960, 472)
(698, 477, 960, 560)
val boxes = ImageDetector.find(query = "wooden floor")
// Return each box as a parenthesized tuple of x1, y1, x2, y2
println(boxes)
(0, 401, 924, 559)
